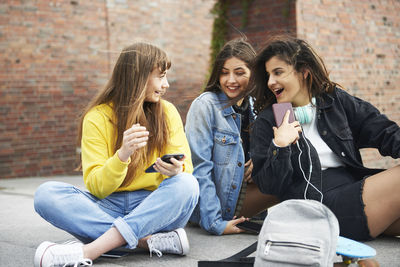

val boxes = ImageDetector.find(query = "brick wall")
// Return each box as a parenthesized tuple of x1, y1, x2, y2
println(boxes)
(296, 0, 400, 169)
(225, 0, 400, 169)
(103, 0, 215, 113)
(0, 0, 215, 178)
(225, 0, 296, 51)
(2, 0, 399, 178)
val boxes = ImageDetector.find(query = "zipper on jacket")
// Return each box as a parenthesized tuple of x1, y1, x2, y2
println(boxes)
(264, 240, 320, 255)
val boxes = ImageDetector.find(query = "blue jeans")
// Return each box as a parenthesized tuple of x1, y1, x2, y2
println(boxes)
(34, 173, 199, 249)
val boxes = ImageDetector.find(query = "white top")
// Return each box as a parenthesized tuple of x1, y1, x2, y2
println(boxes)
(297, 104, 344, 170)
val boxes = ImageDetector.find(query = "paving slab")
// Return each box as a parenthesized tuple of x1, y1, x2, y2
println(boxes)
(0, 176, 398, 266)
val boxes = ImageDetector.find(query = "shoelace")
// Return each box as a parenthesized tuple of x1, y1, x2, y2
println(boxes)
(44, 241, 93, 267)
(147, 232, 180, 258)
(148, 244, 163, 258)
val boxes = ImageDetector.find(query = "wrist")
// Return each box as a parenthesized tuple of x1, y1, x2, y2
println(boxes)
(273, 138, 288, 147)
(117, 149, 130, 162)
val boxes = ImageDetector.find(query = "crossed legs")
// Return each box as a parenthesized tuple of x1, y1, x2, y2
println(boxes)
(34, 172, 199, 261)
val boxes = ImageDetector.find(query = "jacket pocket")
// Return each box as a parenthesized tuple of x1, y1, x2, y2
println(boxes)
(213, 132, 237, 165)
(257, 233, 322, 266)
(335, 126, 353, 141)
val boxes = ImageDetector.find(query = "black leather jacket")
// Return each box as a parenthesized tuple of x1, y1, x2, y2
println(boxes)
(251, 87, 400, 201)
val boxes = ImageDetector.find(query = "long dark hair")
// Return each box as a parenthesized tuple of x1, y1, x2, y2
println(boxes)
(77, 43, 171, 186)
(205, 38, 256, 95)
(250, 35, 338, 114)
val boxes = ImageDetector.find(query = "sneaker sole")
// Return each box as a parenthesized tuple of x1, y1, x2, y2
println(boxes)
(175, 228, 190, 255)
(34, 241, 54, 267)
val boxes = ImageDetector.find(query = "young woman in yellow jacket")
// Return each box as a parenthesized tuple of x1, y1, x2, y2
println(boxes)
(33, 43, 199, 267)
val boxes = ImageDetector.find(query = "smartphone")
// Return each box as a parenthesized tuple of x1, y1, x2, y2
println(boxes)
(145, 153, 185, 173)
(101, 250, 129, 258)
(236, 221, 262, 234)
(272, 102, 295, 127)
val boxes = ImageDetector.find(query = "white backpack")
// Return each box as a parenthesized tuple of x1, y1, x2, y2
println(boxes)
(254, 199, 339, 267)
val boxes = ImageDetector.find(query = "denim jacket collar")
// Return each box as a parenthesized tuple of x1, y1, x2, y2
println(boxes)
(217, 91, 256, 121)
(216, 91, 236, 117)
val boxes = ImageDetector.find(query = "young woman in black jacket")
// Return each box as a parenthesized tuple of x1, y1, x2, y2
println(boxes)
(249, 35, 400, 241)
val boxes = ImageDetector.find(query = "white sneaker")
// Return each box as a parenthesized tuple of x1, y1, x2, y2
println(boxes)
(147, 228, 189, 257)
(34, 241, 93, 267)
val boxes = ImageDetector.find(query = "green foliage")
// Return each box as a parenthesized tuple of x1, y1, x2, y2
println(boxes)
(209, 0, 228, 72)
(241, 0, 253, 28)
(282, 0, 294, 18)
(209, 0, 254, 70)
(206, 0, 253, 86)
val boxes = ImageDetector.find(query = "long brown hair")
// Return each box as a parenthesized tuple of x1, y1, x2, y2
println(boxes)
(250, 35, 338, 115)
(77, 43, 171, 186)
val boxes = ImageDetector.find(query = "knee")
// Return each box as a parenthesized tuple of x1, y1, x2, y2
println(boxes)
(171, 173, 199, 201)
(34, 181, 67, 214)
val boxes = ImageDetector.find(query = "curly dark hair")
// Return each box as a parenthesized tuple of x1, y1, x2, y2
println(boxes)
(250, 35, 338, 114)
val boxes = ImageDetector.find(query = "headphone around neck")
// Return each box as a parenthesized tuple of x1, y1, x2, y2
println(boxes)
(293, 97, 316, 124)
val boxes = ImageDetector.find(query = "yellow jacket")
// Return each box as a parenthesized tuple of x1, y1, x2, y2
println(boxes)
(81, 100, 193, 199)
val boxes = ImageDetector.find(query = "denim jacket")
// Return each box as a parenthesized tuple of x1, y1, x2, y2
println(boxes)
(251, 87, 400, 201)
(185, 91, 255, 235)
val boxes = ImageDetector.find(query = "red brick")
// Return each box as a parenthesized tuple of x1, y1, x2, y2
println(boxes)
(225, 0, 400, 169)
(1, 0, 215, 178)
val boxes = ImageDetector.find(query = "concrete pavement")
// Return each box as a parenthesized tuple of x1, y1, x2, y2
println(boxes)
(0, 176, 399, 266)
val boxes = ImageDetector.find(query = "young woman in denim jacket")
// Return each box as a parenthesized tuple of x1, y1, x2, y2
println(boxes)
(185, 39, 279, 235)
(33, 43, 199, 266)
(250, 35, 400, 241)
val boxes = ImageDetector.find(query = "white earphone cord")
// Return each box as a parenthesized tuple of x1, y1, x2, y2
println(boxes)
(296, 131, 323, 202)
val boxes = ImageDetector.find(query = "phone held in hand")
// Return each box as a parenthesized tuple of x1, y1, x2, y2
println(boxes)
(145, 153, 185, 173)
(236, 221, 262, 234)
(272, 102, 295, 127)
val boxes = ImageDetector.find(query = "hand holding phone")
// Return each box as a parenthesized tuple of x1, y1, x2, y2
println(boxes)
(145, 153, 185, 173)
(272, 102, 295, 127)
(236, 221, 262, 234)
(272, 102, 301, 147)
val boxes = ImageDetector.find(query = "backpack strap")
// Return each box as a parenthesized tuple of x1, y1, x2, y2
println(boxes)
(198, 241, 257, 267)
